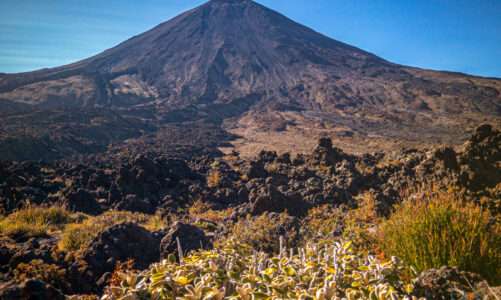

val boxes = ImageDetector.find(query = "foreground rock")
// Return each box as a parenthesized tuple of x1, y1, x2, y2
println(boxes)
(413, 266, 488, 300)
(160, 222, 212, 259)
(0, 279, 65, 300)
(82, 223, 161, 283)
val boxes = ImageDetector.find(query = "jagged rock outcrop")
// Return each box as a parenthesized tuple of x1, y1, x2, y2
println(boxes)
(0, 279, 65, 300)
(82, 223, 161, 282)
(413, 267, 485, 300)
(160, 222, 212, 259)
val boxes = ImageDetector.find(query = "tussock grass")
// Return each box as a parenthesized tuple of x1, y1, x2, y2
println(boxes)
(0, 206, 76, 238)
(379, 191, 501, 284)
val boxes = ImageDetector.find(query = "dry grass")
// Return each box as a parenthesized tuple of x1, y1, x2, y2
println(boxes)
(58, 210, 166, 252)
(0, 206, 78, 239)
(379, 191, 501, 284)
(206, 170, 222, 188)
(188, 200, 234, 223)
(14, 259, 68, 291)
(219, 213, 298, 253)
(300, 204, 343, 246)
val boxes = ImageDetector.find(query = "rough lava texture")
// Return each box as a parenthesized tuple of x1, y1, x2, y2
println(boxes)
(0, 125, 499, 297)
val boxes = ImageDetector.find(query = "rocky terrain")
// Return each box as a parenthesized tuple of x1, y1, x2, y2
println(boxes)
(0, 124, 499, 298)
(0, 0, 500, 298)
(0, 0, 500, 160)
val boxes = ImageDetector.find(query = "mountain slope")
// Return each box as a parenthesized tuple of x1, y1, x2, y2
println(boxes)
(0, 0, 500, 159)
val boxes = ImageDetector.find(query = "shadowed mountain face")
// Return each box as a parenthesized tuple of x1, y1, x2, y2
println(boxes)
(0, 0, 500, 160)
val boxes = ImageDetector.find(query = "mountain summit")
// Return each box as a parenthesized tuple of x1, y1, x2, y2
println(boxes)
(0, 0, 386, 109)
(0, 0, 500, 159)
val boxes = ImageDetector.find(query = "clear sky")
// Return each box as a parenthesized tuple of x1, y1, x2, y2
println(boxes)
(0, 0, 500, 78)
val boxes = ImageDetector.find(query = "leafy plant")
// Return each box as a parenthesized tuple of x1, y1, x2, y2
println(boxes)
(102, 240, 421, 300)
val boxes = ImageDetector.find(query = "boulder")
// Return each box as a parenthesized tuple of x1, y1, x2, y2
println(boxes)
(249, 184, 311, 217)
(459, 124, 501, 191)
(82, 223, 160, 279)
(160, 222, 212, 259)
(0, 279, 65, 300)
(0, 243, 14, 271)
(113, 194, 155, 214)
(413, 266, 485, 300)
(64, 188, 101, 215)
(276, 152, 291, 164)
(242, 161, 267, 179)
(433, 146, 458, 170)
(8, 238, 57, 268)
(257, 150, 278, 163)
(310, 137, 346, 166)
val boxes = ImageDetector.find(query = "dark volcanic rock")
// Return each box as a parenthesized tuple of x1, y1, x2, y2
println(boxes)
(0, 279, 65, 300)
(160, 222, 212, 259)
(413, 266, 485, 300)
(249, 184, 311, 217)
(8, 238, 57, 268)
(432, 146, 458, 171)
(63, 188, 102, 215)
(242, 161, 268, 179)
(310, 138, 348, 166)
(113, 194, 155, 214)
(459, 124, 501, 191)
(82, 223, 160, 279)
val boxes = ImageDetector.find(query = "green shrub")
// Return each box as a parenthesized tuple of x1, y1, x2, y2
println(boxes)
(379, 192, 501, 284)
(0, 206, 75, 238)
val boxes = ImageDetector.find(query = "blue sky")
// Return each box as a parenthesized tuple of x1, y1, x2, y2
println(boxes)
(0, 0, 500, 77)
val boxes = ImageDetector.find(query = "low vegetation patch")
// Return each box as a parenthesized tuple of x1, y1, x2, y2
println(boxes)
(14, 259, 69, 292)
(188, 200, 234, 223)
(0, 206, 77, 239)
(379, 191, 501, 284)
(58, 210, 166, 252)
(103, 240, 418, 300)
(220, 212, 298, 253)
(300, 194, 381, 253)
(207, 170, 222, 188)
(300, 204, 344, 246)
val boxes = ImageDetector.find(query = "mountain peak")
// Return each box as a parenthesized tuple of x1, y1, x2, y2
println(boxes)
(209, 0, 252, 4)
(207, 0, 253, 8)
